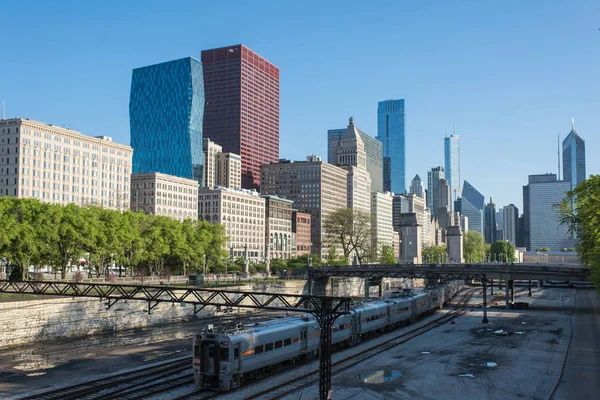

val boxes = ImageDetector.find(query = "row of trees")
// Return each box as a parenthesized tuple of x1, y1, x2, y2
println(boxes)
(0, 197, 228, 281)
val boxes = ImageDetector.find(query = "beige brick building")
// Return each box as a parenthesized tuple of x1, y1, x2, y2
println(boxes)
(262, 195, 294, 260)
(202, 138, 221, 189)
(216, 152, 242, 189)
(260, 157, 348, 258)
(198, 187, 265, 262)
(130, 172, 199, 221)
(292, 210, 312, 256)
(0, 118, 132, 209)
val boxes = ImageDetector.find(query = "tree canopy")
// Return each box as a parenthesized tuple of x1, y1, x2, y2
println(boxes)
(559, 175, 600, 289)
(0, 197, 228, 280)
(379, 244, 397, 265)
(489, 240, 516, 263)
(323, 208, 372, 264)
(422, 246, 447, 264)
(463, 231, 486, 263)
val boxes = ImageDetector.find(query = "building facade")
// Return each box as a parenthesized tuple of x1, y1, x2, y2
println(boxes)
(444, 132, 460, 205)
(484, 197, 497, 244)
(260, 157, 348, 258)
(409, 174, 425, 201)
(198, 187, 266, 262)
(427, 166, 445, 217)
(202, 138, 222, 188)
(130, 57, 204, 183)
(328, 124, 383, 193)
(371, 192, 394, 257)
(562, 121, 586, 189)
(216, 152, 242, 189)
(438, 178, 451, 214)
(201, 44, 279, 189)
(262, 195, 294, 260)
(0, 118, 132, 209)
(131, 172, 199, 221)
(503, 204, 519, 245)
(458, 180, 484, 235)
(377, 99, 406, 193)
(292, 211, 312, 256)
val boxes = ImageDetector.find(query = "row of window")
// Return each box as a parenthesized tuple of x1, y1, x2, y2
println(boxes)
(253, 337, 293, 355)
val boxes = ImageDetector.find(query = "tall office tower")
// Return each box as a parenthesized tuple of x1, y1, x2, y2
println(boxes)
(377, 99, 406, 193)
(484, 198, 497, 244)
(459, 180, 485, 235)
(503, 204, 519, 245)
(371, 192, 394, 257)
(0, 118, 132, 209)
(522, 173, 556, 250)
(216, 152, 242, 189)
(392, 193, 410, 232)
(201, 45, 279, 189)
(409, 174, 425, 200)
(444, 131, 460, 206)
(438, 178, 451, 213)
(260, 157, 348, 258)
(328, 123, 383, 192)
(562, 120, 586, 189)
(427, 166, 445, 217)
(523, 173, 573, 251)
(130, 57, 204, 182)
(202, 138, 222, 188)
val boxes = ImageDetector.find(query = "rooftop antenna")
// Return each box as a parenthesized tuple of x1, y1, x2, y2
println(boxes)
(571, 118, 575, 131)
(1, 100, 5, 120)
(557, 133, 561, 181)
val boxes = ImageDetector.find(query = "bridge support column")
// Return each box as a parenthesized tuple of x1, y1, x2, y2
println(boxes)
(364, 278, 370, 299)
(510, 280, 515, 304)
(528, 280, 532, 297)
(482, 275, 489, 323)
(490, 279, 494, 295)
(505, 280, 510, 310)
(378, 278, 384, 298)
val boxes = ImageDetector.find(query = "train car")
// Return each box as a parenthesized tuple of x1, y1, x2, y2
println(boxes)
(413, 292, 430, 317)
(354, 300, 391, 338)
(388, 297, 412, 327)
(331, 311, 356, 346)
(193, 315, 319, 390)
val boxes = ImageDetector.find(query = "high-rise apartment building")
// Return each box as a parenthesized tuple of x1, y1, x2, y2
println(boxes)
(444, 132, 460, 205)
(562, 120, 586, 189)
(427, 166, 445, 217)
(484, 198, 497, 244)
(198, 187, 266, 261)
(458, 180, 485, 235)
(0, 118, 132, 209)
(202, 138, 222, 188)
(201, 44, 279, 189)
(262, 195, 294, 262)
(438, 178, 451, 214)
(392, 193, 410, 231)
(130, 57, 204, 182)
(260, 157, 348, 258)
(216, 152, 242, 189)
(409, 174, 425, 201)
(377, 99, 406, 193)
(503, 204, 519, 245)
(371, 192, 394, 258)
(130, 172, 198, 221)
(292, 211, 312, 256)
(523, 174, 573, 251)
(328, 123, 383, 192)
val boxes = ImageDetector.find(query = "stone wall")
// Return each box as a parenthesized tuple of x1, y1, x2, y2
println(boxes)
(0, 280, 308, 349)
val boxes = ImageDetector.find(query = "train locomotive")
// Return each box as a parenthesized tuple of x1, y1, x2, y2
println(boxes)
(192, 280, 461, 391)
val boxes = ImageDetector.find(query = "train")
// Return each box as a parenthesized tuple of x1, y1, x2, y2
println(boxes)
(192, 280, 462, 391)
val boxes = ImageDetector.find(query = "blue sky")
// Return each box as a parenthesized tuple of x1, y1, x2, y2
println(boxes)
(1, 0, 599, 211)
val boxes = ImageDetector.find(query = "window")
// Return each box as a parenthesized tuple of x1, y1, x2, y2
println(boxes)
(284, 338, 292, 346)
(234, 348, 239, 360)
(265, 343, 274, 351)
(220, 347, 229, 360)
(255, 345, 264, 354)
(275, 340, 283, 349)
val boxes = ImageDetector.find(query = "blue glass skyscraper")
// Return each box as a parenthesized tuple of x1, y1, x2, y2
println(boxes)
(130, 57, 204, 182)
(562, 120, 586, 189)
(377, 99, 406, 193)
(459, 180, 485, 235)
(444, 131, 460, 206)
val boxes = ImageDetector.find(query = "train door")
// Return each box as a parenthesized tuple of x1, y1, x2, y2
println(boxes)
(233, 344, 241, 372)
(200, 340, 219, 376)
(357, 313, 362, 334)
(386, 306, 391, 324)
(301, 327, 308, 351)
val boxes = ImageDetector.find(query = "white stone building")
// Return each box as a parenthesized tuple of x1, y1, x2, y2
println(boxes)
(371, 192, 394, 257)
(202, 138, 222, 189)
(216, 152, 242, 189)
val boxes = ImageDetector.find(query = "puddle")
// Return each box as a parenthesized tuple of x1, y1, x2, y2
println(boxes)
(459, 374, 475, 378)
(26, 372, 47, 377)
(481, 362, 497, 367)
(421, 351, 430, 354)
(356, 369, 403, 384)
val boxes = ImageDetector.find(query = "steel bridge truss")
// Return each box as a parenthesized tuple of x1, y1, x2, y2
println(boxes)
(0, 279, 350, 400)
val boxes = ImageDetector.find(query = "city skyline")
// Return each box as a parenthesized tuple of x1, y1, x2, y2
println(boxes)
(1, 2, 599, 211)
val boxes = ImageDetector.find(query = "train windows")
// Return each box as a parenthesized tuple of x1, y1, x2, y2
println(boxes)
(265, 343, 274, 351)
(220, 347, 230, 360)
(284, 338, 292, 346)
(255, 345, 264, 354)
(208, 345, 216, 358)
(234, 348, 239, 360)
(275, 340, 283, 349)
(338, 324, 345, 330)
(194, 344, 201, 357)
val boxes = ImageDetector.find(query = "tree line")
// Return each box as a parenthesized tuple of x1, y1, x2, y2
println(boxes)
(0, 197, 228, 281)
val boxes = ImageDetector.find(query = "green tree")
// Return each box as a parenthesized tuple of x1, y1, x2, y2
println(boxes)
(463, 231, 486, 263)
(489, 240, 516, 262)
(422, 246, 447, 264)
(379, 244, 397, 264)
(535, 247, 550, 252)
(559, 175, 600, 289)
(323, 208, 372, 264)
(269, 258, 288, 274)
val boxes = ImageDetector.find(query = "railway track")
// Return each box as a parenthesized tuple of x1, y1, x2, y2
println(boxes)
(243, 288, 478, 400)
(18, 357, 190, 400)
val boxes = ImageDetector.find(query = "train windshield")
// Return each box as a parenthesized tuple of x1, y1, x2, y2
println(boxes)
(220, 347, 230, 360)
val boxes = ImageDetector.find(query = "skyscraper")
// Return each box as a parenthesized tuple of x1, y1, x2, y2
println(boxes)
(444, 131, 460, 205)
(328, 123, 383, 192)
(427, 166, 445, 217)
(484, 198, 497, 244)
(377, 99, 406, 193)
(459, 180, 485, 235)
(562, 120, 586, 189)
(503, 204, 519, 245)
(409, 174, 425, 201)
(201, 44, 280, 189)
(130, 57, 204, 182)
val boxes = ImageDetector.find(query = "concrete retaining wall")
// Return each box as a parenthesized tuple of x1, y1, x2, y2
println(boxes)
(0, 280, 308, 349)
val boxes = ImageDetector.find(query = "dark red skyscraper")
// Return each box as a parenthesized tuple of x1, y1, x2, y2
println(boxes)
(201, 44, 280, 189)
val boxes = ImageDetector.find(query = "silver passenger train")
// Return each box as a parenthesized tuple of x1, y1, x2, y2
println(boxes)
(192, 281, 461, 391)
